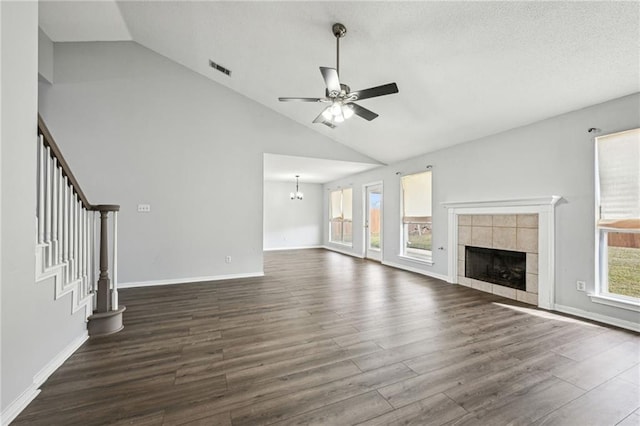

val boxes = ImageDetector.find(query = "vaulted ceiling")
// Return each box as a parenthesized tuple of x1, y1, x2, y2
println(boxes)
(40, 1, 640, 166)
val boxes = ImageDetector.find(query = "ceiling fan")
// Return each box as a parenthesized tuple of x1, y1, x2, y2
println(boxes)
(278, 23, 399, 128)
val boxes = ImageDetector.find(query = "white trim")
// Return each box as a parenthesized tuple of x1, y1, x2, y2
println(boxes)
(1, 387, 40, 426)
(264, 245, 323, 251)
(382, 260, 449, 282)
(588, 293, 640, 312)
(33, 332, 88, 385)
(554, 304, 640, 333)
(118, 272, 265, 289)
(1, 331, 88, 426)
(397, 254, 434, 266)
(443, 196, 562, 309)
(441, 196, 561, 209)
(322, 245, 364, 259)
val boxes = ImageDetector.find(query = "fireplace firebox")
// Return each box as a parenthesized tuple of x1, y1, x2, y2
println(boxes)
(465, 246, 526, 290)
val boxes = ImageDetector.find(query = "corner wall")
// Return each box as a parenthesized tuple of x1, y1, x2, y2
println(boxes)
(324, 93, 640, 328)
(1, 2, 87, 422)
(263, 181, 323, 250)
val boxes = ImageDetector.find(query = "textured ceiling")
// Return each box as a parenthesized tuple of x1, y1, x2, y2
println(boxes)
(40, 1, 640, 165)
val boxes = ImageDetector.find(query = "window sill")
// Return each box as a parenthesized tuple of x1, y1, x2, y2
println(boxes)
(398, 254, 433, 266)
(589, 293, 640, 312)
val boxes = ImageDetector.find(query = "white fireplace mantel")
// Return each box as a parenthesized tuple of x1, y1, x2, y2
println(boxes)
(442, 196, 562, 310)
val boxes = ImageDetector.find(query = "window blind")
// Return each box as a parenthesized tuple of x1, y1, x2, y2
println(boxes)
(330, 190, 343, 220)
(342, 188, 353, 222)
(597, 128, 640, 229)
(402, 171, 432, 223)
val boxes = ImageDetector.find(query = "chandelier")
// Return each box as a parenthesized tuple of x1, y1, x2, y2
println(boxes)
(290, 175, 304, 200)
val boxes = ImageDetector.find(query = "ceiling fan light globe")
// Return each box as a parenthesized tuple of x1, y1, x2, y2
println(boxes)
(330, 103, 342, 116)
(334, 114, 345, 123)
(322, 109, 333, 120)
(342, 104, 355, 119)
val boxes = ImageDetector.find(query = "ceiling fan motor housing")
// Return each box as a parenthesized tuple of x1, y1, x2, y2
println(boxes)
(332, 23, 347, 38)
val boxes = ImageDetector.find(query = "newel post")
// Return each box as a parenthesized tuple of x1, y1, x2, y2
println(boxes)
(88, 204, 126, 336)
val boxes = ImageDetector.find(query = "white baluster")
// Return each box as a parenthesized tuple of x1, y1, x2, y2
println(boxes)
(57, 169, 64, 264)
(92, 211, 98, 300)
(38, 137, 45, 244)
(51, 158, 58, 265)
(69, 191, 75, 281)
(78, 203, 84, 284)
(45, 148, 52, 265)
(63, 179, 69, 265)
(75, 198, 80, 280)
(112, 211, 118, 310)
(85, 209, 90, 298)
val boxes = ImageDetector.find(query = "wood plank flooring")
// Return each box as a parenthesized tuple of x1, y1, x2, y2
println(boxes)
(13, 249, 640, 425)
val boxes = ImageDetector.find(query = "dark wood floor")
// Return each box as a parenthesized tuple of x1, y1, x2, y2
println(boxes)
(14, 249, 640, 425)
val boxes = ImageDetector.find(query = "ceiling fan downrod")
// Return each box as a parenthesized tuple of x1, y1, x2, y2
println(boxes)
(332, 23, 347, 77)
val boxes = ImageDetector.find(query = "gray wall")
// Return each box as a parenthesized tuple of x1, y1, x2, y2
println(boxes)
(1, 1, 86, 415)
(324, 93, 640, 325)
(263, 181, 323, 250)
(38, 41, 376, 285)
(38, 28, 53, 83)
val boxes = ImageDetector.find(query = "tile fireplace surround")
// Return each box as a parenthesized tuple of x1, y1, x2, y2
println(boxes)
(458, 213, 539, 305)
(443, 197, 561, 309)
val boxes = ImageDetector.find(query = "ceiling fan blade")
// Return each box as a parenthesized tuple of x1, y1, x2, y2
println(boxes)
(350, 103, 379, 121)
(350, 83, 398, 101)
(312, 109, 337, 128)
(279, 97, 324, 102)
(320, 67, 341, 95)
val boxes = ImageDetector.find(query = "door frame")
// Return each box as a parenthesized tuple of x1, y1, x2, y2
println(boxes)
(363, 181, 384, 261)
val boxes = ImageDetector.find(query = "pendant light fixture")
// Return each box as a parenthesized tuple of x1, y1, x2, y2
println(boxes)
(290, 175, 304, 200)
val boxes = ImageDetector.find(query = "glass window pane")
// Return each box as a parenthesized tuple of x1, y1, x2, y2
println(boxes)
(405, 223, 432, 251)
(606, 231, 640, 298)
(330, 220, 342, 242)
(343, 221, 352, 244)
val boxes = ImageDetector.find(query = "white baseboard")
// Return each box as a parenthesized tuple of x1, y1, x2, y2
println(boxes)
(1, 387, 40, 426)
(322, 245, 364, 259)
(119, 271, 265, 289)
(382, 260, 450, 282)
(1, 331, 88, 426)
(553, 303, 640, 333)
(264, 245, 323, 252)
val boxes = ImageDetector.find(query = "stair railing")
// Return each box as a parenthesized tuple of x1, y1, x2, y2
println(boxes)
(36, 115, 125, 336)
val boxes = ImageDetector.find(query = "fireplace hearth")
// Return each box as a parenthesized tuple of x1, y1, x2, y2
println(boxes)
(465, 246, 526, 290)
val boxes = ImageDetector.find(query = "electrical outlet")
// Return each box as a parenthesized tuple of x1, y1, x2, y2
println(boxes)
(576, 281, 586, 292)
(137, 204, 151, 213)
(225, 256, 232, 264)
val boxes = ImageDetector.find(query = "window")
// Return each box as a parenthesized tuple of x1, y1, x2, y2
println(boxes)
(595, 128, 640, 305)
(329, 188, 353, 245)
(401, 171, 432, 261)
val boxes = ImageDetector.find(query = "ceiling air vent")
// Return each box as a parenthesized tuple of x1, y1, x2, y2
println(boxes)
(209, 60, 231, 77)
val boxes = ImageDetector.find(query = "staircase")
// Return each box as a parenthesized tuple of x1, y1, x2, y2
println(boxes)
(36, 115, 125, 336)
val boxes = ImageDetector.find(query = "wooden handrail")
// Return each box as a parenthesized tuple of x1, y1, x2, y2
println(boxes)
(37, 114, 93, 210)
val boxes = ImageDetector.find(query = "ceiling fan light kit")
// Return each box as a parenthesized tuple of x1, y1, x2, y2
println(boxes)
(278, 23, 398, 128)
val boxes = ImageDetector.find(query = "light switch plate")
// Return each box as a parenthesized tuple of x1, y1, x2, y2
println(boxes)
(137, 204, 151, 213)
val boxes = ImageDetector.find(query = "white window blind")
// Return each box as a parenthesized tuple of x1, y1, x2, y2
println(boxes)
(597, 128, 640, 229)
(402, 171, 432, 223)
(330, 190, 343, 220)
(342, 188, 353, 222)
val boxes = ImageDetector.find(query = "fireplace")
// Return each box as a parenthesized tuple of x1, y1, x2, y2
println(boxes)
(443, 196, 562, 309)
(465, 246, 526, 290)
